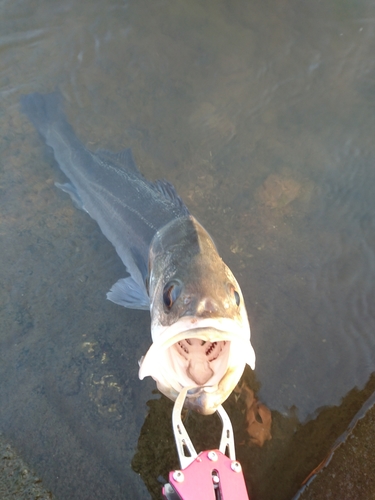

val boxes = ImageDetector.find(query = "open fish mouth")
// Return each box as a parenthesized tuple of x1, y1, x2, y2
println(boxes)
(139, 321, 255, 414)
(139, 328, 233, 390)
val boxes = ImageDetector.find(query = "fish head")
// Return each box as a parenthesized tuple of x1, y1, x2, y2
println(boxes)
(139, 222, 255, 414)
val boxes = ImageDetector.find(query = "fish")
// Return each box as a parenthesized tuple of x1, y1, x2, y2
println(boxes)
(20, 91, 255, 415)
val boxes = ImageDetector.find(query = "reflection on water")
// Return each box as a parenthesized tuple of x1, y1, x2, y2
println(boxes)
(1, 0, 375, 498)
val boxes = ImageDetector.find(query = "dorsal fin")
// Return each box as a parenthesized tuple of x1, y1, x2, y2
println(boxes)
(96, 148, 189, 214)
(152, 179, 190, 215)
(95, 148, 140, 174)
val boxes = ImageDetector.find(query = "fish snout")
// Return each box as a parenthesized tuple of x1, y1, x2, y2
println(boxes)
(195, 297, 220, 316)
(180, 295, 222, 318)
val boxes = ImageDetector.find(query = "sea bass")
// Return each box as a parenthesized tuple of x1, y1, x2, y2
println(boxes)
(21, 92, 255, 415)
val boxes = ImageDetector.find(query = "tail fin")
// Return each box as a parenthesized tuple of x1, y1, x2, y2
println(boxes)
(20, 92, 66, 138)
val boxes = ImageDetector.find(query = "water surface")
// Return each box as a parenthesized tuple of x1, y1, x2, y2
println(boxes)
(1, 0, 375, 498)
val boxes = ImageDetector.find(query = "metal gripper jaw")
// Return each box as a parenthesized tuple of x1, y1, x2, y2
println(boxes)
(162, 387, 250, 500)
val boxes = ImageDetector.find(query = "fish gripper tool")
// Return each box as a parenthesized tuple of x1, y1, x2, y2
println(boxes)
(162, 387, 250, 500)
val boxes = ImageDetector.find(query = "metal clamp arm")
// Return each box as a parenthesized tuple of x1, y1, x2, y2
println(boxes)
(163, 387, 250, 500)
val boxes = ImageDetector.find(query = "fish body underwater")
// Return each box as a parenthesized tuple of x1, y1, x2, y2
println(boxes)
(21, 92, 255, 415)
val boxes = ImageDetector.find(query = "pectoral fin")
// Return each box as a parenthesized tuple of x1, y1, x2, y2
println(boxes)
(55, 182, 86, 212)
(107, 277, 150, 310)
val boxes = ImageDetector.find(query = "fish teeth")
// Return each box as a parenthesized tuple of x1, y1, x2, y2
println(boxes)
(176, 339, 226, 362)
(205, 341, 226, 361)
(205, 342, 217, 356)
(177, 341, 189, 355)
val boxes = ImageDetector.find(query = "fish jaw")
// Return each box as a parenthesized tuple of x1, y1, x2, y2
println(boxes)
(138, 317, 255, 415)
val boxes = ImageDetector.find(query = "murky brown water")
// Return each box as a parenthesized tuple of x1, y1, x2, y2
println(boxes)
(1, 0, 375, 498)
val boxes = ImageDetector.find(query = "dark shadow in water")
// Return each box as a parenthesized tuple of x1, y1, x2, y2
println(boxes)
(132, 368, 375, 500)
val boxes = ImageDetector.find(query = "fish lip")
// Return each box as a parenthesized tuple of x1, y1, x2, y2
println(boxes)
(187, 385, 218, 397)
(151, 315, 251, 347)
(183, 385, 229, 415)
(185, 386, 219, 415)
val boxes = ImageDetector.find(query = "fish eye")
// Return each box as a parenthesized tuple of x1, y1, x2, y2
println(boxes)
(163, 280, 182, 310)
(234, 289, 240, 306)
(227, 283, 240, 306)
